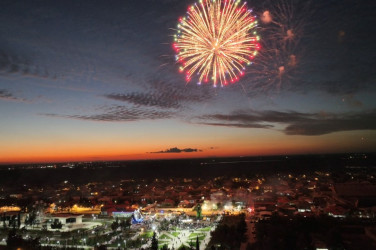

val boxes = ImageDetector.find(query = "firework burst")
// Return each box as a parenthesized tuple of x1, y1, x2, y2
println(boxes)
(173, 0, 260, 87)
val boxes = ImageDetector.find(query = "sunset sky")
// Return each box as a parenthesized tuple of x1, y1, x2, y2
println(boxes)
(1, 0, 375, 164)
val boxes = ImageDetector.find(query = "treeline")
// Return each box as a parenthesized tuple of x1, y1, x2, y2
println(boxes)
(6, 229, 41, 250)
(1, 154, 371, 185)
(208, 214, 247, 249)
(251, 214, 376, 250)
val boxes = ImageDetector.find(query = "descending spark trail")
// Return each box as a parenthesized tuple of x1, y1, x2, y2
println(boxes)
(173, 0, 260, 87)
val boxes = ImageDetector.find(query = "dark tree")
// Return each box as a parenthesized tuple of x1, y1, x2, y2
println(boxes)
(151, 231, 158, 250)
(236, 218, 247, 242)
(25, 212, 36, 228)
(196, 204, 202, 219)
(2, 213, 6, 228)
(17, 213, 21, 228)
(51, 219, 62, 229)
(196, 236, 200, 250)
(209, 215, 248, 249)
(111, 218, 119, 231)
(216, 202, 222, 210)
(9, 215, 17, 229)
(159, 219, 169, 231)
(119, 219, 126, 230)
(6, 230, 22, 248)
(126, 217, 132, 228)
(7, 229, 41, 249)
(120, 217, 131, 230)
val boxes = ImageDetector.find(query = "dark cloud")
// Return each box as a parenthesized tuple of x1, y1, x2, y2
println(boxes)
(0, 89, 29, 103)
(149, 147, 201, 154)
(0, 50, 27, 75)
(284, 110, 376, 135)
(104, 92, 180, 109)
(147, 78, 214, 104)
(42, 105, 175, 122)
(198, 110, 310, 126)
(195, 109, 376, 136)
(198, 122, 273, 129)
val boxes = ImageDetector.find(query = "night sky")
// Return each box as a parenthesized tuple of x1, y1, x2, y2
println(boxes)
(1, 0, 375, 163)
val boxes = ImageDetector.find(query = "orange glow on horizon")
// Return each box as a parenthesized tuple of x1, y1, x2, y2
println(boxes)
(1, 142, 371, 164)
(1, 129, 374, 164)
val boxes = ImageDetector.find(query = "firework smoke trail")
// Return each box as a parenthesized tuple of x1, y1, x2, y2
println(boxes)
(260, 0, 311, 51)
(245, 46, 298, 92)
(242, 0, 313, 94)
(173, 0, 261, 87)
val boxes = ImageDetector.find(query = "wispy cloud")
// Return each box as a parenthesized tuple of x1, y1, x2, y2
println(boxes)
(104, 78, 215, 111)
(0, 89, 29, 103)
(42, 105, 175, 122)
(0, 49, 53, 80)
(194, 109, 376, 136)
(0, 50, 27, 75)
(149, 147, 201, 153)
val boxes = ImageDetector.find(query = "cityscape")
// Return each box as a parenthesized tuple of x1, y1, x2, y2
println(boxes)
(0, 154, 376, 249)
(1, 0, 376, 249)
